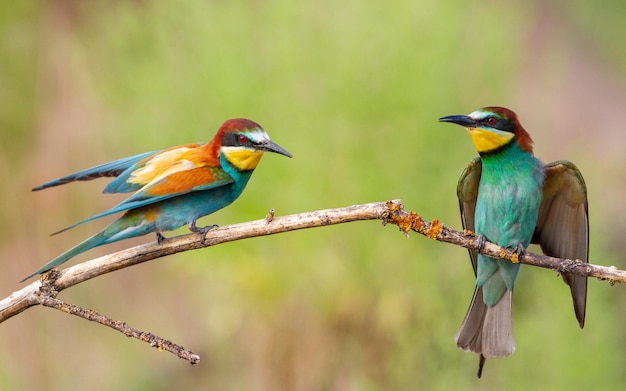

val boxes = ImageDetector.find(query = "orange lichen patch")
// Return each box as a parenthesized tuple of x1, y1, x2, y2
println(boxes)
(396, 215, 412, 233)
(499, 249, 507, 258)
(397, 211, 422, 234)
(425, 218, 442, 240)
(411, 212, 425, 231)
(385, 200, 403, 213)
(463, 229, 476, 237)
(386, 209, 423, 238)
(511, 253, 520, 264)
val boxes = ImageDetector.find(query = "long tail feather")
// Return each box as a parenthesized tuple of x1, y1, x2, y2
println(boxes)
(477, 355, 486, 378)
(50, 214, 110, 237)
(456, 287, 515, 377)
(22, 231, 108, 282)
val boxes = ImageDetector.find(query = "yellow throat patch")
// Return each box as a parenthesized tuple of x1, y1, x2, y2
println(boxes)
(222, 147, 264, 171)
(467, 127, 514, 153)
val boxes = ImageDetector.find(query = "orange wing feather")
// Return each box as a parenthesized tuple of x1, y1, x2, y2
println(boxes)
(129, 143, 220, 187)
(145, 167, 220, 196)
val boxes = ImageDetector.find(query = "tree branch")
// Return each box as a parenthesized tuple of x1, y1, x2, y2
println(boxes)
(38, 286, 200, 364)
(383, 202, 624, 284)
(0, 200, 622, 364)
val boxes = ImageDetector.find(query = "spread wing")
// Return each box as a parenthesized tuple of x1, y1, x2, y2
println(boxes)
(532, 160, 589, 328)
(49, 143, 234, 234)
(32, 150, 159, 192)
(101, 142, 214, 194)
(456, 157, 483, 276)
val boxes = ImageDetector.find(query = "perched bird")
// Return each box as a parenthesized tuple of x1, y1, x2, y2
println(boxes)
(24, 118, 292, 281)
(439, 107, 588, 377)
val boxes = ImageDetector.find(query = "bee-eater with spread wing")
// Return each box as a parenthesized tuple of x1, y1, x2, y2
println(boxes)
(24, 118, 292, 281)
(439, 107, 588, 377)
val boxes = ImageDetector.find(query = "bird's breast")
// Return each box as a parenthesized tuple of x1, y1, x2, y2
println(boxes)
(475, 162, 544, 248)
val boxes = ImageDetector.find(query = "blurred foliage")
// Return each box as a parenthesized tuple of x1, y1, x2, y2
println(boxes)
(1, 0, 626, 390)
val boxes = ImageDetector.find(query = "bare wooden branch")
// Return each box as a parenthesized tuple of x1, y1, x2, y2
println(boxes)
(39, 295, 200, 364)
(1, 201, 391, 321)
(0, 201, 396, 364)
(0, 199, 622, 364)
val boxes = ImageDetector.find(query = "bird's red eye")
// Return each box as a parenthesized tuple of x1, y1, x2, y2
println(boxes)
(486, 117, 497, 126)
(238, 135, 248, 143)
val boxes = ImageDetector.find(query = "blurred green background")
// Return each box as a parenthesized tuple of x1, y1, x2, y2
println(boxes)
(2, 0, 626, 390)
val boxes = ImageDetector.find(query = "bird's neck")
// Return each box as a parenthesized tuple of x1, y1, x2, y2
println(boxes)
(479, 138, 524, 159)
(219, 152, 255, 184)
(480, 141, 542, 176)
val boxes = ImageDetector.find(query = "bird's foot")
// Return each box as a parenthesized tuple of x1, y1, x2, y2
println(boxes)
(510, 243, 526, 263)
(189, 221, 218, 244)
(156, 232, 166, 245)
(476, 234, 487, 253)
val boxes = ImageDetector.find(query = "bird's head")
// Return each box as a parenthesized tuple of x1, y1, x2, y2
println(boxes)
(216, 118, 292, 171)
(439, 107, 534, 155)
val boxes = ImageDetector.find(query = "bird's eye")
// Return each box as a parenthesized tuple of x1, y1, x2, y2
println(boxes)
(486, 117, 497, 126)
(238, 135, 248, 143)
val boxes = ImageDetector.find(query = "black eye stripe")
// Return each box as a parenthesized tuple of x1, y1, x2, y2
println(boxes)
(481, 116, 515, 133)
(222, 132, 254, 147)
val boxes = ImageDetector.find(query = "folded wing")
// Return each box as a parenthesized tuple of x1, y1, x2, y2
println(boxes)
(457, 157, 483, 275)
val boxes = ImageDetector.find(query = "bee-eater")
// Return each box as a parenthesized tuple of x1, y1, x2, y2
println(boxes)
(24, 118, 292, 281)
(439, 107, 588, 377)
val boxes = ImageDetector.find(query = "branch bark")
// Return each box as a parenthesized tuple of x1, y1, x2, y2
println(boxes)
(383, 203, 625, 284)
(0, 200, 622, 363)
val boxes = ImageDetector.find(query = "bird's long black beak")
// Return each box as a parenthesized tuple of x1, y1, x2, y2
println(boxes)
(439, 115, 477, 127)
(258, 140, 293, 158)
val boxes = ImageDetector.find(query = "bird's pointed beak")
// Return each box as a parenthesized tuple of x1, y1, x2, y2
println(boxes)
(257, 140, 293, 158)
(439, 115, 477, 128)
